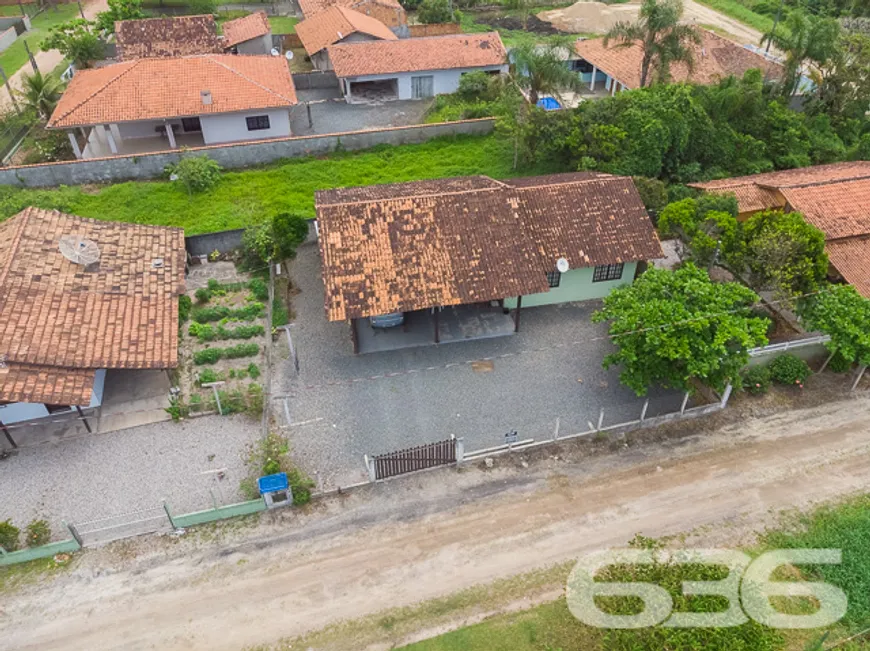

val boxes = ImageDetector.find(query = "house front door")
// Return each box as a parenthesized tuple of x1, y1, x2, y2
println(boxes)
(411, 75, 434, 99)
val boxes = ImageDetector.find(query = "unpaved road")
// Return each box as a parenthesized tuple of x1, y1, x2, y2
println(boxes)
(541, 0, 765, 45)
(3, 394, 870, 650)
(0, 0, 108, 111)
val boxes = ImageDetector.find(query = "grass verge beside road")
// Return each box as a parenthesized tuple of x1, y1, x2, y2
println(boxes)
(0, 134, 554, 234)
(0, 3, 81, 78)
(694, 0, 776, 34)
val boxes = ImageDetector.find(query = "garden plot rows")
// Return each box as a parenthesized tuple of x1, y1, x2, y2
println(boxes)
(177, 275, 268, 418)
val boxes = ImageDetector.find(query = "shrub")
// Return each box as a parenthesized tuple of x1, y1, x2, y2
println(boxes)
(193, 347, 223, 365)
(188, 322, 215, 341)
(247, 363, 261, 379)
(194, 287, 211, 304)
(207, 278, 221, 292)
(25, 519, 51, 547)
(167, 155, 221, 195)
(224, 342, 260, 359)
(457, 71, 491, 101)
(741, 365, 771, 395)
(178, 295, 192, 322)
(828, 351, 853, 373)
(191, 302, 264, 323)
(241, 213, 308, 266)
(246, 383, 264, 416)
(216, 324, 265, 340)
(248, 277, 269, 302)
(418, 0, 454, 23)
(197, 368, 221, 385)
(0, 519, 20, 551)
(769, 354, 811, 387)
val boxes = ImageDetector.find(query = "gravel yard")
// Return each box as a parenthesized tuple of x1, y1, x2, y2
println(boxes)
(0, 414, 260, 539)
(289, 96, 433, 137)
(274, 242, 689, 489)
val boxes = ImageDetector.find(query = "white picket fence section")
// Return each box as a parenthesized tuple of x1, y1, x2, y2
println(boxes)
(748, 335, 830, 357)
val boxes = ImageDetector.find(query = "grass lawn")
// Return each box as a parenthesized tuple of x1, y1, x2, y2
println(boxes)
(0, 3, 81, 78)
(0, 134, 558, 234)
(400, 494, 870, 651)
(268, 16, 298, 34)
(694, 0, 776, 34)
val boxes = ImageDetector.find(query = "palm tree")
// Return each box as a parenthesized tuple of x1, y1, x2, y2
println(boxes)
(511, 39, 584, 105)
(761, 10, 840, 98)
(604, 0, 701, 88)
(19, 71, 63, 121)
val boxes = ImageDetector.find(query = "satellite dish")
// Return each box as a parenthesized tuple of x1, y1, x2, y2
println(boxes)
(556, 257, 570, 273)
(270, 47, 280, 56)
(285, 50, 294, 60)
(59, 235, 101, 266)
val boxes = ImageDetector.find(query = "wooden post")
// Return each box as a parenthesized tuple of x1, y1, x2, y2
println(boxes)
(64, 521, 83, 549)
(514, 295, 522, 332)
(680, 391, 690, 415)
(350, 318, 359, 354)
(306, 102, 313, 128)
(640, 398, 649, 422)
(819, 349, 835, 373)
(75, 406, 91, 433)
(434, 307, 440, 344)
(851, 365, 867, 392)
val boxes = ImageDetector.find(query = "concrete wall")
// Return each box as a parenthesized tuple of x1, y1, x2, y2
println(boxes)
(200, 108, 292, 144)
(312, 33, 378, 71)
(235, 32, 273, 55)
(344, 65, 506, 102)
(292, 70, 339, 89)
(0, 539, 80, 566)
(504, 262, 638, 309)
(0, 118, 494, 187)
(173, 498, 266, 528)
(0, 15, 27, 36)
(0, 26, 16, 54)
(186, 228, 245, 256)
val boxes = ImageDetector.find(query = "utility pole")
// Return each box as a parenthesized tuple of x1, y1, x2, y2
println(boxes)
(0, 66, 21, 114)
(22, 40, 37, 73)
(765, 0, 786, 54)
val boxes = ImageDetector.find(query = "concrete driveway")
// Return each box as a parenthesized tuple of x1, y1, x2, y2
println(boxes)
(275, 243, 688, 488)
(289, 90, 433, 136)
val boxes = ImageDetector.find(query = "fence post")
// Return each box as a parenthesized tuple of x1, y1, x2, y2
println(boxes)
(64, 520, 83, 549)
(163, 501, 177, 530)
(851, 365, 867, 392)
(680, 391, 690, 415)
(454, 436, 465, 462)
(364, 454, 376, 482)
(640, 398, 649, 422)
(553, 417, 560, 441)
(597, 407, 604, 431)
(719, 384, 733, 408)
(819, 349, 835, 373)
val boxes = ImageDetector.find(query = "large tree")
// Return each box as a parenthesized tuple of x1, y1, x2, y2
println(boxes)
(761, 9, 840, 97)
(592, 263, 769, 395)
(807, 31, 870, 128)
(604, 0, 702, 88)
(510, 39, 584, 105)
(41, 19, 105, 69)
(799, 284, 870, 368)
(94, 0, 145, 33)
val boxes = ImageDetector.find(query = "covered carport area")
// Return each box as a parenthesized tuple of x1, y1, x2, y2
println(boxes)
(344, 77, 399, 104)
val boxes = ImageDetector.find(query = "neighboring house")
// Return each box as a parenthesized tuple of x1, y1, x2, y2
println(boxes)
(222, 11, 272, 55)
(298, 0, 407, 29)
(316, 172, 662, 353)
(115, 15, 221, 60)
(296, 6, 397, 71)
(328, 32, 508, 103)
(0, 207, 184, 439)
(47, 55, 298, 159)
(689, 162, 870, 298)
(573, 28, 783, 95)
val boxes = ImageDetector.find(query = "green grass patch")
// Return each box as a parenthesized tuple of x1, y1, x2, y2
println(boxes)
(268, 16, 298, 34)
(693, 0, 776, 34)
(0, 134, 555, 235)
(0, 3, 81, 77)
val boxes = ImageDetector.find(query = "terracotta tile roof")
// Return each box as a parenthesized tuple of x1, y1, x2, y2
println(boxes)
(299, 0, 403, 19)
(0, 208, 186, 405)
(47, 55, 297, 129)
(296, 6, 396, 56)
(574, 28, 782, 89)
(222, 11, 271, 48)
(0, 365, 97, 406)
(826, 236, 870, 299)
(316, 173, 661, 321)
(778, 179, 870, 240)
(690, 161, 870, 192)
(115, 15, 221, 60)
(328, 32, 506, 78)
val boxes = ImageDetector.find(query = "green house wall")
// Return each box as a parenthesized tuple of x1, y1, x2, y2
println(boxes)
(503, 262, 638, 309)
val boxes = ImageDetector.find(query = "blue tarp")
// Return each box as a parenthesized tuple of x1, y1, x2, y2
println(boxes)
(536, 97, 561, 111)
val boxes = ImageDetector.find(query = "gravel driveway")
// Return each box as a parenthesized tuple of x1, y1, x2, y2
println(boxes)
(0, 415, 260, 538)
(274, 242, 687, 488)
(289, 94, 433, 136)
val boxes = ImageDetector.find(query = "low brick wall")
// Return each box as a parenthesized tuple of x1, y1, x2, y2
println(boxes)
(0, 118, 495, 188)
(408, 22, 461, 37)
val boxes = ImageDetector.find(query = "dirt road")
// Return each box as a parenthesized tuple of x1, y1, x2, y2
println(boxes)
(3, 394, 870, 651)
(0, 0, 108, 111)
(540, 0, 765, 45)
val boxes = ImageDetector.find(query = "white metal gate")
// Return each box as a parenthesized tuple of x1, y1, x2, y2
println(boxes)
(74, 505, 173, 546)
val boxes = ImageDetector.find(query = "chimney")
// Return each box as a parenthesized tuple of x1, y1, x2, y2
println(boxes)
(201, 90, 212, 105)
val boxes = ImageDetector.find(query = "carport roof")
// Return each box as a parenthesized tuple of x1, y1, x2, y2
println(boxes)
(316, 172, 662, 321)
(0, 208, 186, 406)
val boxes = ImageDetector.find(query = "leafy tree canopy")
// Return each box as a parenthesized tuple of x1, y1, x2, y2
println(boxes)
(41, 19, 104, 69)
(95, 0, 144, 33)
(592, 263, 769, 395)
(799, 284, 870, 366)
(417, 0, 455, 24)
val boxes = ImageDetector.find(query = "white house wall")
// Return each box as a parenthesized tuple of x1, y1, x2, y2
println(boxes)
(344, 65, 507, 102)
(235, 33, 272, 55)
(199, 108, 292, 144)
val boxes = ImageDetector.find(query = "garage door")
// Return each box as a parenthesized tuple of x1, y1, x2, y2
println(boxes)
(411, 75, 434, 99)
